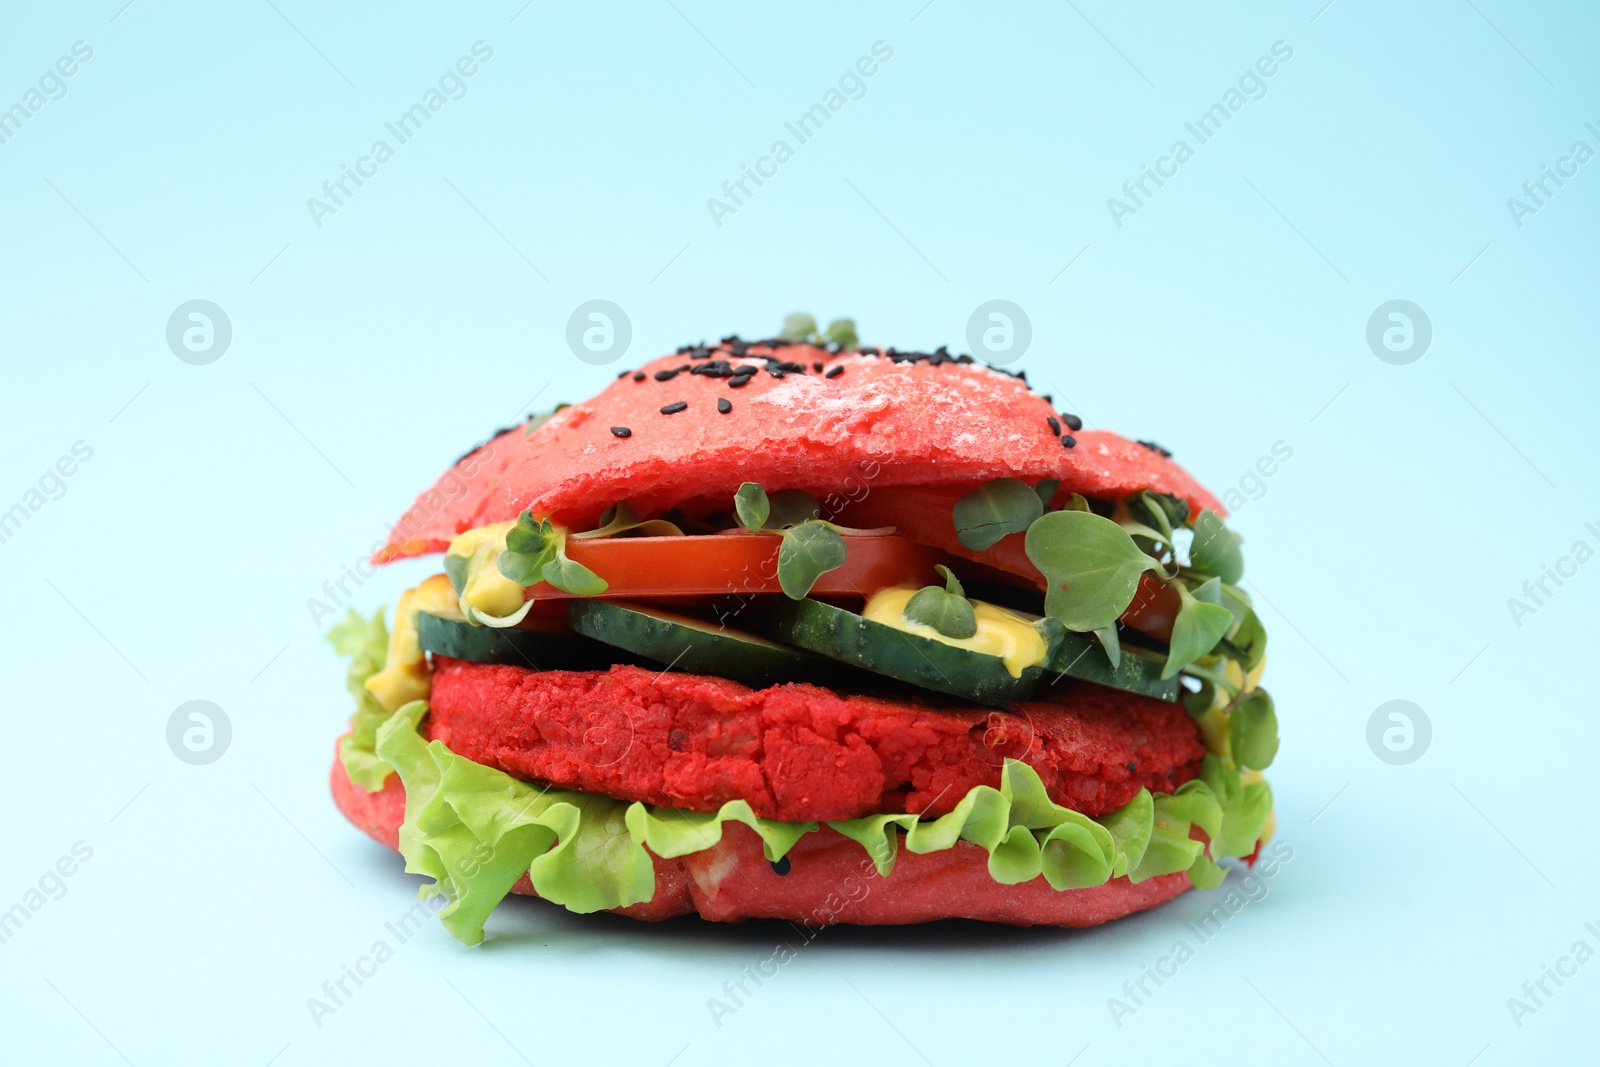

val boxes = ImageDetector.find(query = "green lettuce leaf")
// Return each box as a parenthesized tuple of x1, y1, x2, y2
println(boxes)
(326, 607, 397, 791)
(1201, 754, 1276, 857)
(363, 695, 1273, 944)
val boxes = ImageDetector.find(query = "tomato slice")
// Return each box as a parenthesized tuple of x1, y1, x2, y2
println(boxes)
(518, 533, 948, 602)
(835, 487, 1039, 583)
(834, 487, 1181, 640)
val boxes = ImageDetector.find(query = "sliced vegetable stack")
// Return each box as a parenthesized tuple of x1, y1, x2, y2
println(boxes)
(328, 315, 1281, 945)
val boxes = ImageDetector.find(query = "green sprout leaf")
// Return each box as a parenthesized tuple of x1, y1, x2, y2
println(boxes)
(1228, 688, 1279, 770)
(825, 318, 858, 350)
(1216, 581, 1252, 627)
(777, 521, 847, 599)
(1025, 510, 1161, 632)
(542, 550, 608, 597)
(1163, 584, 1234, 679)
(498, 511, 556, 585)
(953, 478, 1045, 551)
(734, 482, 770, 531)
(779, 312, 818, 343)
(1223, 601, 1268, 673)
(1191, 575, 1224, 606)
(1181, 675, 1216, 717)
(903, 564, 978, 639)
(570, 502, 684, 541)
(1033, 478, 1060, 508)
(1128, 491, 1189, 544)
(443, 553, 470, 597)
(1061, 492, 1091, 513)
(777, 312, 858, 349)
(1189, 508, 1244, 584)
(1092, 623, 1122, 670)
(497, 511, 607, 596)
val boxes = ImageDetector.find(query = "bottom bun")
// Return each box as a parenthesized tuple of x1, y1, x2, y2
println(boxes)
(331, 751, 1195, 928)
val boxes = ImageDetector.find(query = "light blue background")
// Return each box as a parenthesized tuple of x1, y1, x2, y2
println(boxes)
(2, 1, 1596, 1063)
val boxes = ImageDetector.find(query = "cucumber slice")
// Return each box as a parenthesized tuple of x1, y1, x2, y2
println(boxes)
(764, 598, 1045, 707)
(1043, 631, 1180, 702)
(568, 599, 841, 689)
(417, 611, 624, 671)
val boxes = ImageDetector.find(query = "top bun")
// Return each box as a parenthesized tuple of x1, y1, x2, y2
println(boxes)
(378, 340, 1221, 563)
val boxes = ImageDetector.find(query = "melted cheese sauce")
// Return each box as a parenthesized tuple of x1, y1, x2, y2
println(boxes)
(446, 519, 525, 619)
(862, 585, 1048, 678)
(364, 573, 458, 712)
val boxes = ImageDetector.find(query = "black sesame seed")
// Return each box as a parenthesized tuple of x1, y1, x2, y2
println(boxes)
(825, 365, 844, 379)
(770, 856, 791, 876)
(717, 397, 732, 414)
(728, 374, 753, 388)
(611, 426, 632, 438)
(1046, 416, 1061, 435)
(813, 362, 824, 373)
(616, 369, 630, 379)
(1060, 434, 1077, 448)
(1126, 761, 1136, 773)
(653, 369, 680, 382)
(660, 401, 688, 415)
(1062, 413, 1083, 432)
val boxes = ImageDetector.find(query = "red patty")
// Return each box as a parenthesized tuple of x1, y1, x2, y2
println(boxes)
(330, 752, 1195, 927)
(424, 659, 1206, 823)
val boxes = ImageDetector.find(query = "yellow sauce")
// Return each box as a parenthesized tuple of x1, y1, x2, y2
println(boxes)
(364, 573, 458, 712)
(446, 519, 525, 619)
(861, 585, 1048, 679)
